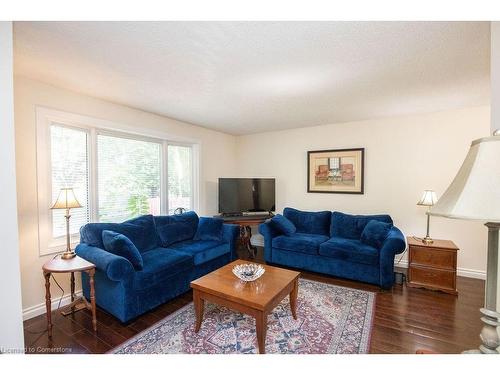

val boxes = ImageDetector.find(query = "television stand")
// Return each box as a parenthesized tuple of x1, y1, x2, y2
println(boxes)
(216, 214, 273, 259)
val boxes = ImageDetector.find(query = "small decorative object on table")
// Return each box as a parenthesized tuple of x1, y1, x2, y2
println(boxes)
(174, 207, 186, 215)
(232, 263, 265, 282)
(416, 190, 438, 244)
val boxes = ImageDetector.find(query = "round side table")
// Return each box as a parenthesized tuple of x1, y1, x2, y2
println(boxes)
(42, 255, 97, 338)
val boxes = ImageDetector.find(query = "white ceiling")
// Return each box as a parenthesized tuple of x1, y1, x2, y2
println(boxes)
(14, 22, 490, 135)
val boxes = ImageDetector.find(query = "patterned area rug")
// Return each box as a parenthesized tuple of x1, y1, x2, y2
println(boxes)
(112, 279, 375, 354)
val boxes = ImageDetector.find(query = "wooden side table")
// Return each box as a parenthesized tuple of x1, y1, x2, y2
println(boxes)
(218, 215, 272, 258)
(42, 255, 97, 337)
(406, 236, 459, 295)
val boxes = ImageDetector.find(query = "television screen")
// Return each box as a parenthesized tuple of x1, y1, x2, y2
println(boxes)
(218, 178, 275, 215)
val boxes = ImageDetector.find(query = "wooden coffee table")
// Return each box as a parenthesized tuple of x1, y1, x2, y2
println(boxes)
(190, 259, 300, 354)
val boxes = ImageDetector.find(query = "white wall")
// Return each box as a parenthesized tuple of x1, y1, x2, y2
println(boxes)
(236, 107, 490, 277)
(0, 22, 24, 352)
(14, 76, 237, 318)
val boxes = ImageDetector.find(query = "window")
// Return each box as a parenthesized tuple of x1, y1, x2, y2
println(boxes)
(97, 134, 162, 222)
(167, 144, 193, 214)
(36, 107, 199, 256)
(50, 125, 90, 238)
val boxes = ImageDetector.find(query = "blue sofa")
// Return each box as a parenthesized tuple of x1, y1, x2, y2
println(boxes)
(259, 208, 406, 289)
(75, 212, 239, 322)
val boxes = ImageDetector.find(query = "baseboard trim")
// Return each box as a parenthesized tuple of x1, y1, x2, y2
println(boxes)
(23, 290, 83, 321)
(395, 260, 486, 280)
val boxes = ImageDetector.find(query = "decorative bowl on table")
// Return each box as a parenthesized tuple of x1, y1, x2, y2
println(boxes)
(232, 263, 265, 282)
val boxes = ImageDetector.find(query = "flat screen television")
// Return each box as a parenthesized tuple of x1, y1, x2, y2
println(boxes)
(218, 178, 275, 215)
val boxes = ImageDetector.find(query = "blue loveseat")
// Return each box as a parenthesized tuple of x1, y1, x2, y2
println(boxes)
(75, 212, 239, 322)
(259, 208, 406, 289)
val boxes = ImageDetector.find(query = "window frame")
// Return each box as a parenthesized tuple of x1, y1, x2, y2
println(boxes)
(36, 107, 200, 256)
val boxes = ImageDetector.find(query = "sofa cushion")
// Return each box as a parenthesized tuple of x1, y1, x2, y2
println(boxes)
(80, 215, 160, 253)
(133, 248, 193, 290)
(154, 211, 199, 247)
(193, 217, 224, 241)
(330, 211, 393, 240)
(283, 207, 331, 236)
(268, 214, 296, 236)
(272, 232, 329, 255)
(102, 230, 143, 271)
(319, 238, 379, 265)
(360, 220, 393, 249)
(168, 240, 229, 265)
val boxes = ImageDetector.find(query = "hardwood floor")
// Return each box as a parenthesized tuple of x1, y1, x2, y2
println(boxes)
(23, 247, 484, 354)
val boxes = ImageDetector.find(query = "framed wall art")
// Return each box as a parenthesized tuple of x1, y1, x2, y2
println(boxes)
(307, 148, 364, 194)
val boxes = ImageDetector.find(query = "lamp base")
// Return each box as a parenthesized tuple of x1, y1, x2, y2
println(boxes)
(462, 308, 500, 354)
(61, 250, 76, 260)
(462, 223, 500, 354)
(422, 236, 434, 245)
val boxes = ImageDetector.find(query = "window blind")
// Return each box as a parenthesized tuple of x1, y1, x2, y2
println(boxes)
(50, 124, 90, 237)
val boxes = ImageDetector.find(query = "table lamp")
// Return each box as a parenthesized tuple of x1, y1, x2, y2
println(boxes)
(51, 188, 83, 260)
(417, 190, 438, 244)
(430, 134, 500, 354)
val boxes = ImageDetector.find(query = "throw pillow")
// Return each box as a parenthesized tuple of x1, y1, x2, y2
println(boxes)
(80, 214, 160, 252)
(269, 214, 297, 236)
(155, 211, 199, 247)
(360, 220, 393, 249)
(102, 230, 144, 270)
(193, 217, 224, 241)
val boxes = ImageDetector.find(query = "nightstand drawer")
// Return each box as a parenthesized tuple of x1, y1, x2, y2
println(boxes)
(410, 246, 456, 269)
(408, 265, 456, 291)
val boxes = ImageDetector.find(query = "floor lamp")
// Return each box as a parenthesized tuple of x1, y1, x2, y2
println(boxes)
(430, 134, 500, 354)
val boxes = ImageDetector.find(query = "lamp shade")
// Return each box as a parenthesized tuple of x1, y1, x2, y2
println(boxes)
(51, 188, 83, 209)
(429, 136, 500, 222)
(417, 190, 438, 206)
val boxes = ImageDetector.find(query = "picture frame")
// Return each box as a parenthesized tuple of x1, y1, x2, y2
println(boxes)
(307, 148, 364, 194)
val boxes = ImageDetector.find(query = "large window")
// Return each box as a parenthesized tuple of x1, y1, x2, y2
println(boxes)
(37, 108, 198, 256)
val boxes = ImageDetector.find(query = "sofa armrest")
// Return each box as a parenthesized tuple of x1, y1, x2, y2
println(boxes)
(258, 221, 280, 263)
(75, 243, 134, 282)
(379, 227, 406, 289)
(223, 224, 240, 260)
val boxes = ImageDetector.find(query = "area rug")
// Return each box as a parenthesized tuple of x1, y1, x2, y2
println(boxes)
(112, 279, 375, 354)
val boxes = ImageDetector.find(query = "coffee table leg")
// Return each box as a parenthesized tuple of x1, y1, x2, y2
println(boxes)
(290, 278, 298, 320)
(44, 271, 52, 338)
(256, 312, 267, 354)
(193, 289, 205, 332)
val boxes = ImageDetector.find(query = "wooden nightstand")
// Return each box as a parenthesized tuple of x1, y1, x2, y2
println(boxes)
(406, 237, 459, 295)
